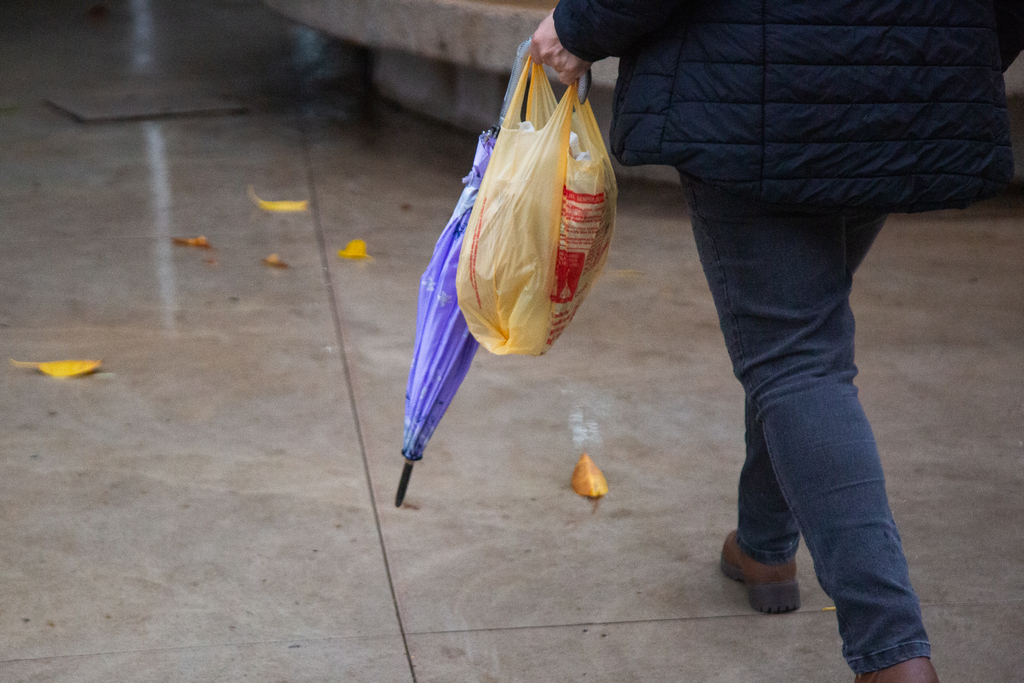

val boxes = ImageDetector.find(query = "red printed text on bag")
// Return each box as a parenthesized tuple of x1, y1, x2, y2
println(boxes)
(552, 188, 605, 304)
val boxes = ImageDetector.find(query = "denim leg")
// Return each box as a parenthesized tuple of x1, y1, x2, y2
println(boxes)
(683, 180, 930, 673)
(736, 208, 883, 566)
(738, 398, 801, 564)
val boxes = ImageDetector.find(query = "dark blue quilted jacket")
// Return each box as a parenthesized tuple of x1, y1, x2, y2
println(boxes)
(554, 0, 1023, 211)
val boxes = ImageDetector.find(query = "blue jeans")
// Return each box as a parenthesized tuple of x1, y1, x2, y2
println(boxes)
(682, 179, 931, 674)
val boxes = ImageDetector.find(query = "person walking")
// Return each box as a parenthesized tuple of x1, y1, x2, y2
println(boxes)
(530, 2, 1023, 681)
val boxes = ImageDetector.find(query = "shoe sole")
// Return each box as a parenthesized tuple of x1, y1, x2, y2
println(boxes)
(720, 555, 801, 614)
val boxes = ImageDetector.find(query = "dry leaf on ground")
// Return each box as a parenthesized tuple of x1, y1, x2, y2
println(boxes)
(338, 239, 372, 260)
(263, 253, 289, 268)
(571, 453, 608, 499)
(172, 235, 212, 248)
(10, 359, 102, 377)
(248, 186, 308, 212)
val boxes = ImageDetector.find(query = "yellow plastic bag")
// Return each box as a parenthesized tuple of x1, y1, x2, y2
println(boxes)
(456, 59, 617, 356)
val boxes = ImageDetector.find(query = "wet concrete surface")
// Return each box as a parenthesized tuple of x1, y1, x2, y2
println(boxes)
(1, 2, 1023, 682)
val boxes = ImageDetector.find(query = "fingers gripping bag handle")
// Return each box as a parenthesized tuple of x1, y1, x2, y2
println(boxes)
(457, 56, 616, 356)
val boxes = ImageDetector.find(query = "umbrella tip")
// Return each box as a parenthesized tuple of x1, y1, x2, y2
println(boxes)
(395, 460, 414, 507)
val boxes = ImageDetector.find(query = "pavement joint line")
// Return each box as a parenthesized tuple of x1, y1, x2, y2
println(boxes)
(399, 597, 1024, 638)
(300, 123, 418, 683)
(0, 634, 406, 665)
(2, 598, 1022, 664)
(403, 610, 843, 637)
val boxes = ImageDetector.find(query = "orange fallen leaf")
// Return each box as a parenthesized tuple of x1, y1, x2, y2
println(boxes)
(338, 239, 372, 260)
(263, 253, 289, 268)
(571, 453, 608, 499)
(248, 186, 308, 212)
(172, 235, 212, 249)
(10, 359, 102, 377)
(203, 257, 219, 266)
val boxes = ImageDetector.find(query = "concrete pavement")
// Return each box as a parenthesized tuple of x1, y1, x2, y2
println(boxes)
(1, 2, 1022, 681)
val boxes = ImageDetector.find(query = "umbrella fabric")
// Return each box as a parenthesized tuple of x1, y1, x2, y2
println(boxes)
(402, 130, 496, 461)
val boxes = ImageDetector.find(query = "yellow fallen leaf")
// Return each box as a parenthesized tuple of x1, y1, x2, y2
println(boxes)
(10, 359, 102, 377)
(338, 239, 372, 260)
(571, 453, 608, 499)
(172, 235, 212, 248)
(263, 253, 289, 268)
(248, 186, 308, 212)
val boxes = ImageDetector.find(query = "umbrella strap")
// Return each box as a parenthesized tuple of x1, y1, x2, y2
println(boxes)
(498, 38, 533, 128)
(578, 70, 591, 104)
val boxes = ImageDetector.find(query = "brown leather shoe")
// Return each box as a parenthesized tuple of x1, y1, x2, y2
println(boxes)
(720, 530, 800, 613)
(854, 657, 939, 682)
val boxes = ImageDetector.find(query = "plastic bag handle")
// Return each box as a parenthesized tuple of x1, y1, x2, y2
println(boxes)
(497, 38, 592, 127)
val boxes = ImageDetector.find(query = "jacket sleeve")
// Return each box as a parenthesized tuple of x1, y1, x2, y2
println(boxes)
(552, 0, 684, 62)
(995, 0, 1024, 71)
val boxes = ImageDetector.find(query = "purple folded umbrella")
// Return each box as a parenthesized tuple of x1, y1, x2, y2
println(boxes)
(396, 129, 496, 506)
